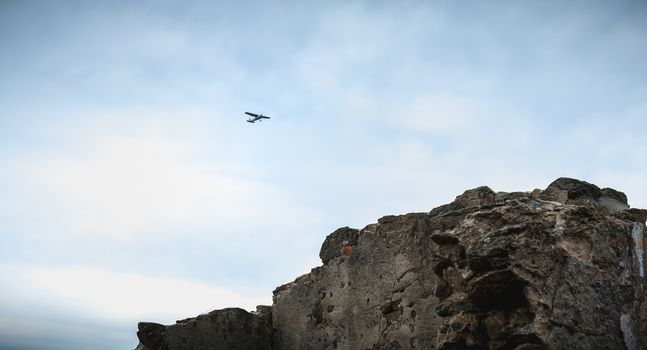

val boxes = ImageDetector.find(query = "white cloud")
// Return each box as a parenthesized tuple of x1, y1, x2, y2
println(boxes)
(0, 264, 269, 349)
(387, 93, 484, 133)
(1, 265, 267, 323)
(2, 119, 305, 240)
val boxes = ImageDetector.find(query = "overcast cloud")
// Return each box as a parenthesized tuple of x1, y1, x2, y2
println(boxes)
(1, 1, 646, 348)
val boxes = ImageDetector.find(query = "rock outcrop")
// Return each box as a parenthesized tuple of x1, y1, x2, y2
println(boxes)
(137, 307, 273, 350)
(136, 178, 647, 349)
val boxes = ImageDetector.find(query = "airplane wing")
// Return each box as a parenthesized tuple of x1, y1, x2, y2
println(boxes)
(245, 112, 259, 117)
(260, 116, 270, 119)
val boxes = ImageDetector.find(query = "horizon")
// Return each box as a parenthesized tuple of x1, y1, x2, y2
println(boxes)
(1, 1, 646, 349)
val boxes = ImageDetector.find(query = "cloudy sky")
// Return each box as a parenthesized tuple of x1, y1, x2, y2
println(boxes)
(1, 0, 646, 349)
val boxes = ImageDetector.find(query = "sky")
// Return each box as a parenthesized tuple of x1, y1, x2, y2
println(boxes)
(0, 0, 646, 349)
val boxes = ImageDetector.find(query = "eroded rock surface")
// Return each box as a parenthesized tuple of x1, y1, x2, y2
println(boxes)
(137, 178, 647, 349)
(136, 307, 272, 350)
(274, 214, 441, 349)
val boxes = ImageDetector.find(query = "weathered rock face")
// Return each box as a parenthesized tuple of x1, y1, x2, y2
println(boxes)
(273, 213, 441, 349)
(137, 178, 647, 349)
(136, 307, 273, 350)
(429, 190, 640, 349)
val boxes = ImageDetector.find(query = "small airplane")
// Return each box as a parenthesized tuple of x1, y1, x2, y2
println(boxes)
(245, 112, 270, 123)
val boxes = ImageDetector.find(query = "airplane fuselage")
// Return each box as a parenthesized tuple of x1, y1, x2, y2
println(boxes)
(245, 112, 270, 123)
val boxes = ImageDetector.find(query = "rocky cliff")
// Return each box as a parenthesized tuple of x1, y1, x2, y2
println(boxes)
(136, 178, 647, 349)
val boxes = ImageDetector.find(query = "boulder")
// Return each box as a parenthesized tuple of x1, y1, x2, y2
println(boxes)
(540, 177, 601, 204)
(319, 227, 360, 264)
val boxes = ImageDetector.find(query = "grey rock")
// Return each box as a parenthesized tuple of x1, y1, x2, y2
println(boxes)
(454, 186, 496, 208)
(137, 307, 272, 350)
(430, 186, 496, 218)
(135, 178, 647, 350)
(273, 212, 441, 349)
(430, 199, 640, 349)
(494, 191, 532, 204)
(599, 195, 630, 212)
(134, 342, 149, 350)
(601, 187, 629, 205)
(599, 187, 630, 212)
(319, 227, 360, 264)
(540, 177, 601, 204)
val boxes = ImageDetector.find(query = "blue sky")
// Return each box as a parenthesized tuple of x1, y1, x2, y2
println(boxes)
(1, 1, 646, 349)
